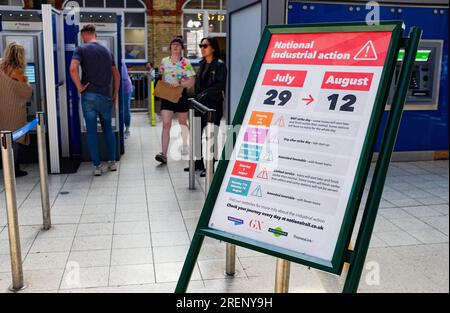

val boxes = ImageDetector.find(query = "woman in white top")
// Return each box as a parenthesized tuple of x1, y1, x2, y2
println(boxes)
(155, 37, 196, 164)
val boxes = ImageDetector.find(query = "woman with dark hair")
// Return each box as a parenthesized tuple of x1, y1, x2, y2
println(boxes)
(185, 37, 227, 177)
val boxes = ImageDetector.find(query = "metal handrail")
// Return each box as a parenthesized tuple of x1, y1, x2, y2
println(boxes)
(187, 98, 216, 191)
(187, 98, 235, 277)
(128, 70, 156, 126)
(189, 98, 215, 115)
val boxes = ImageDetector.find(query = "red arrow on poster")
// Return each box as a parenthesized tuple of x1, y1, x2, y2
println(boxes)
(302, 94, 314, 105)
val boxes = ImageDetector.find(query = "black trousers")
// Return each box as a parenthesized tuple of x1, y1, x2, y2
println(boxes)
(0, 142, 24, 171)
(194, 108, 223, 170)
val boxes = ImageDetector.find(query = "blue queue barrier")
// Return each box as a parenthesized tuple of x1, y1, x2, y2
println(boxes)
(12, 118, 38, 142)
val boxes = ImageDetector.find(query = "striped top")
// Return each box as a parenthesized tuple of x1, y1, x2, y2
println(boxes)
(0, 70, 32, 145)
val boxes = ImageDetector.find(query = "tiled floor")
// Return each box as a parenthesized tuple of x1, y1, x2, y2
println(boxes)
(0, 113, 448, 293)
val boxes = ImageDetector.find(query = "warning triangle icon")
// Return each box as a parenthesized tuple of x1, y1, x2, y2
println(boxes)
(274, 116, 285, 127)
(269, 135, 279, 144)
(257, 168, 269, 179)
(251, 185, 263, 197)
(354, 40, 378, 61)
(261, 150, 273, 162)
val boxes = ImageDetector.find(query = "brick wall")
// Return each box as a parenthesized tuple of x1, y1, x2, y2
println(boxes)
(148, 0, 188, 68)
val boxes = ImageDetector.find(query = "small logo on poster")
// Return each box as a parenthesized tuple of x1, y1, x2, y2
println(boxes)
(268, 227, 288, 237)
(228, 216, 244, 226)
(248, 219, 264, 231)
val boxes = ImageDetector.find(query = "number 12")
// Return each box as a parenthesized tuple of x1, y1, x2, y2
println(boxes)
(328, 94, 356, 112)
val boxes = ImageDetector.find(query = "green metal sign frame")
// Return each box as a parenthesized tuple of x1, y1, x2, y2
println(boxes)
(176, 21, 422, 293)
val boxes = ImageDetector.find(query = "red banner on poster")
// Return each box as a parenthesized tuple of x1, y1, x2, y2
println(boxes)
(321, 72, 374, 91)
(262, 70, 307, 88)
(263, 32, 392, 66)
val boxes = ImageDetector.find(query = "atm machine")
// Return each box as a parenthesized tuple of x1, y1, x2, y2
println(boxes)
(0, 6, 75, 174)
(65, 12, 124, 163)
(0, 11, 45, 122)
(388, 41, 443, 107)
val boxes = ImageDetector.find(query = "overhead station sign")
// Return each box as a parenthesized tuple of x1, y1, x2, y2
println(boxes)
(192, 23, 403, 274)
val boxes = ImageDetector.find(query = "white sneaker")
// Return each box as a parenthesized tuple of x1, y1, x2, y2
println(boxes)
(93, 165, 103, 176)
(124, 129, 130, 139)
(108, 161, 117, 172)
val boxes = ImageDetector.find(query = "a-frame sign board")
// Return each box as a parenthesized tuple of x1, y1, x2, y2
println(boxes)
(176, 21, 422, 293)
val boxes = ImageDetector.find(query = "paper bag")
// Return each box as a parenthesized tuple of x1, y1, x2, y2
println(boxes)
(154, 80, 184, 103)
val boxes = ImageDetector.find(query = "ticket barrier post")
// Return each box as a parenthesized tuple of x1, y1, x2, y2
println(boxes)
(188, 99, 236, 277)
(1, 112, 52, 291)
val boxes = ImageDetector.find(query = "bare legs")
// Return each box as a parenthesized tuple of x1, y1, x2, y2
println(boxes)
(160, 110, 174, 156)
(160, 110, 189, 157)
(178, 112, 189, 148)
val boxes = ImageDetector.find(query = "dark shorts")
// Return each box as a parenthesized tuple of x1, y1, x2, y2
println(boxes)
(160, 92, 189, 113)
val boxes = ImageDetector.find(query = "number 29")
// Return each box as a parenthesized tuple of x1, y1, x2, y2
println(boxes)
(264, 89, 292, 106)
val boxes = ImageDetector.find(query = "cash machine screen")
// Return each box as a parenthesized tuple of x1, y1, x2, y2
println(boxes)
(25, 64, 36, 84)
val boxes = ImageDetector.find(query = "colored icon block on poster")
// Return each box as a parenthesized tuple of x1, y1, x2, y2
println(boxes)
(238, 144, 262, 161)
(244, 127, 269, 144)
(232, 161, 258, 179)
(249, 111, 274, 127)
(226, 177, 252, 196)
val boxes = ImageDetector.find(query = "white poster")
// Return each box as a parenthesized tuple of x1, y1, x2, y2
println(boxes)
(209, 31, 393, 262)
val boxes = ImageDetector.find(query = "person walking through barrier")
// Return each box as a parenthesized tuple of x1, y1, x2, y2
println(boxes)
(121, 61, 133, 139)
(70, 24, 120, 176)
(146, 62, 156, 81)
(0, 42, 33, 177)
(185, 37, 227, 177)
(154, 37, 196, 164)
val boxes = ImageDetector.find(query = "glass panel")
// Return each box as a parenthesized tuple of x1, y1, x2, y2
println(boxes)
(125, 29, 145, 44)
(106, 0, 124, 8)
(207, 12, 226, 33)
(221, 0, 227, 10)
(184, 0, 202, 9)
(84, 0, 104, 7)
(203, 0, 220, 9)
(64, 0, 83, 8)
(183, 28, 203, 60)
(217, 36, 226, 61)
(125, 44, 146, 59)
(124, 12, 145, 27)
(183, 13, 203, 29)
(126, 0, 145, 8)
(0, 0, 23, 5)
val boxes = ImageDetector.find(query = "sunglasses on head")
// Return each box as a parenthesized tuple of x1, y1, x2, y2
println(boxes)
(199, 44, 210, 49)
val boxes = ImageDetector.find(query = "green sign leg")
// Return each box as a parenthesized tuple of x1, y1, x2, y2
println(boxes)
(343, 27, 423, 293)
(175, 233, 205, 293)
